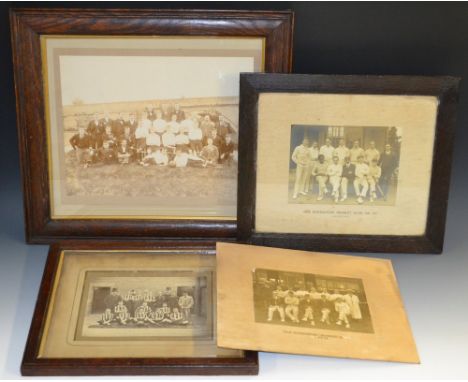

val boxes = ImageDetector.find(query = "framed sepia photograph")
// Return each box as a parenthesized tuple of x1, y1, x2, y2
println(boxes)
(21, 241, 258, 376)
(216, 242, 419, 363)
(10, 8, 293, 243)
(237, 73, 459, 253)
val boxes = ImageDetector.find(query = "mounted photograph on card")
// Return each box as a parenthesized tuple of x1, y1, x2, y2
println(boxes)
(10, 8, 293, 242)
(237, 74, 459, 253)
(21, 242, 258, 376)
(44, 36, 263, 220)
(216, 242, 419, 363)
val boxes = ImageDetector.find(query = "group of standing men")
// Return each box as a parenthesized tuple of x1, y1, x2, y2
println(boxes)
(291, 137, 399, 204)
(98, 287, 195, 327)
(69, 104, 238, 169)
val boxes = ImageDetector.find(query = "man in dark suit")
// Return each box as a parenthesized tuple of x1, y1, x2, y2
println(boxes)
(104, 288, 122, 311)
(86, 113, 105, 149)
(101, 111, 113, 130)
(113, 112, 126, 137)
(219, 134, 237, 164)
(69, 126, 92, 165)
(340, 156, 356, 202)
(173, 103, 186, 122)
(126, 113, 138, 134)
(379, 144, 398, 199)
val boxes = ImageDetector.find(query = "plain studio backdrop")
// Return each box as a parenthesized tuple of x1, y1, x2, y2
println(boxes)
(1, 2, 468, 379)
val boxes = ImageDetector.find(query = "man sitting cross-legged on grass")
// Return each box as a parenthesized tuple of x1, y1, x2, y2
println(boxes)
(69, 126, 93, 168)
(117, 139, 132, 164)
(200, 138, 219, 167)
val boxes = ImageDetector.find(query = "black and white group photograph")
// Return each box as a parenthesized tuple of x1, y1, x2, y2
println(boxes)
(252, 268, 374, 333)
(65, 102, 238, 198)
(289, 125, 401, 205)
(45, 37, 262, 218)
(78, 271, 212, 339)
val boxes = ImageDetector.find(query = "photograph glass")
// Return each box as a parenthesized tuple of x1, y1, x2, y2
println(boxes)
(289, 125, 401, 206)
(38, 250, 242, 359)
(76, 270, 213, 341)
(255, 93, 437, 236)
(216, 242, 419, 363)
(253, 268, 373, 333)
(42, 36, 264, 219)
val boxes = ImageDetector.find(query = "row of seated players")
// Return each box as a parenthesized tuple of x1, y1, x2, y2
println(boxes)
(99, 290, 194, 326)
(70, 124, 237, 168)
(258, 286, 363, 329)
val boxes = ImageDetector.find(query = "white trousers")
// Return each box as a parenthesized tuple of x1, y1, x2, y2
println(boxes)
(268, 305, 285, 321)
(354, 178, 369, 197)
(293, 165, 308, 196)
(285, 305, 299, 321)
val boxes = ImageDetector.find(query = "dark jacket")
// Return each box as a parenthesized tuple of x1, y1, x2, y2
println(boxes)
(69, 133, 91, 150)
(379, 151, 398, 175)
(268, 294, 285, 307)
(342, 163, 356, 181)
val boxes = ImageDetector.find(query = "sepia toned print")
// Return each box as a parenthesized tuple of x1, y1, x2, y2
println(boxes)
(76, 270, 213, 341)
(254, 93, 437, 236)
(43, 36, 264, 218)
(38, 250, 243, 359)
(217, 243, 420, 363)
(253, 269, 373, 333)
(289, 125, 401, 206)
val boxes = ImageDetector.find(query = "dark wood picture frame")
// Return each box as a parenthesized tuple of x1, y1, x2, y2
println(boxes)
(237, 73, 460, 254)
(9, 8, 294, 244)
(22, 240, 259, 376)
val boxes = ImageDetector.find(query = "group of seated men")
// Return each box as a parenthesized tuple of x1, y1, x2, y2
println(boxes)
(255, 282, 363, 329)
(69, 104, 238, 169)
(291, 137, 399, 204)
(98, 287, 195, 326)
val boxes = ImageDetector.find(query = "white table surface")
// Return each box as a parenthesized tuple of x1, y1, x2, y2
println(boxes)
(1, 174, 467, 380)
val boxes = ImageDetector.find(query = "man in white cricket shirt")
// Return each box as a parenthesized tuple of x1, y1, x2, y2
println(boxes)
(291, 138, 311, 199)
(319, 138, 335, 164)
(353, 155, 370, 204)
(334, 138, 350, 164)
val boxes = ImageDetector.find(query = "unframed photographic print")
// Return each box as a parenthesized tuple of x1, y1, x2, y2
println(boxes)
(253, 268, 373, 333)
(216, 242, 419, 363)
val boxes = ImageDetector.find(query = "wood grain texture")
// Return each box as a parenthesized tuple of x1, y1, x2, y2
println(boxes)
(237, 73, 460, 254)
(21, 241, 259, 376)
(9, 8, 294, 243)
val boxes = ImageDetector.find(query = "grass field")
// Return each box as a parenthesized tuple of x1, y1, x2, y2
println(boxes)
(65, 151, 236, 201)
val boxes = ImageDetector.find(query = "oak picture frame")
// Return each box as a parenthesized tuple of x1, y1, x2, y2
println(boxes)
(10, 7, 294, 243)
(237, 73, 460, 254)
(21, 240, 259, 376)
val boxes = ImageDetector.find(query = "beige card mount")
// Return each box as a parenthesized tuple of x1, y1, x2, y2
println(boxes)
(216, 242, 419, 363)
